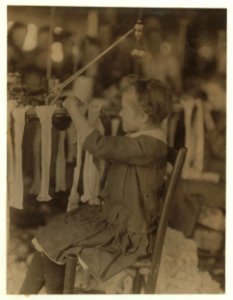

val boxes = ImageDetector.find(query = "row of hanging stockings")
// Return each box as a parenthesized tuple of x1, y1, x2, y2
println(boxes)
(8, 91, 221, 210)
(179, 96, 220, 183)
(7, 75, 121, 211)
(8, 102, 57, 209)
(7, 7, 142, 211)
(8, 90, 221, 210)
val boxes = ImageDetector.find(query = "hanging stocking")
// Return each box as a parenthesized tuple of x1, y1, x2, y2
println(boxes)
(35, 105, 56, 201)
(67, 136, 82, 212)
(193, 100, 220, 183)
(181, 97, 195, 179)
(28, 122, 41, 195)
(7, 100, 17, 206)
(11, 106, 30, 209)
(203, 102, 215, 131)
(181, 99, 220, 183)
(81, 101, 105, 205)
(66, 76, 94, 209)
(55, 130, 67, 192)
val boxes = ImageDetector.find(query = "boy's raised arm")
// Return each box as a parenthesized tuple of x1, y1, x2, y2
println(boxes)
(63, 95, 165, 166)
(83, 130, 165, 166)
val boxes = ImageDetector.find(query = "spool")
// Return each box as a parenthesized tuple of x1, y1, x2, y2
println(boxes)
(52, 102, 71, 130)
(52, 113, 71, 131)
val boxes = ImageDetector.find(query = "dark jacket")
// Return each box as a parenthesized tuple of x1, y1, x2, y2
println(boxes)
(34, 128, 168, 280)
(83, 129, 167, 233)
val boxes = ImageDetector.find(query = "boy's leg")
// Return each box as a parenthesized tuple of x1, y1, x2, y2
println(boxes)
(19, 250, 45, 294)
(42, 253, 66, 294)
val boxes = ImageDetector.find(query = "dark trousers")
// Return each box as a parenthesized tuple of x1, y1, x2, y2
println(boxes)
(19, 250, 65, 294)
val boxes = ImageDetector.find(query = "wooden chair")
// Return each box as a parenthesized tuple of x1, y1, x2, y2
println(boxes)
(63, 146, 187, 294)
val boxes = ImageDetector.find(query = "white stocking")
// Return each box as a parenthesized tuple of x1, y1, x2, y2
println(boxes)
(11, 106, 30, 209)
(193, 101, 220, 182)
(182, 99, 220, 183)
(81, 102, 105, 205)
(67, 136, 82, 212)
(181, 98, 195, 179)
(66, 76, 94, 210)
(35, 105, 56, 201)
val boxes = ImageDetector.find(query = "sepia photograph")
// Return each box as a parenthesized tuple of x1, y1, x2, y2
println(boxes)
(5, 1, 227, 295)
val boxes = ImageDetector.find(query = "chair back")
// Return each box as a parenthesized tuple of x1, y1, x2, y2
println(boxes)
(144, 147, 187, 294)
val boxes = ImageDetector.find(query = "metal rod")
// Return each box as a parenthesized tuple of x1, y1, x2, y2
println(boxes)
(57, 28, 134, 91)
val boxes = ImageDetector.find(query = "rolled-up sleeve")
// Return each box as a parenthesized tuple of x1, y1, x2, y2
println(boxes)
(83, 129, 166, 166)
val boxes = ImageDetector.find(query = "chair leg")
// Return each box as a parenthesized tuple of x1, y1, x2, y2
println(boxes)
(63, 254, 78, 294)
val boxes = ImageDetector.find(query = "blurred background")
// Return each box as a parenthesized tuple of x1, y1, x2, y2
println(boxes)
(8, 6, 226, 94)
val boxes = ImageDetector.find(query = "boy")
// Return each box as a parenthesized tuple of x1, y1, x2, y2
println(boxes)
(20, 77, 172, 294)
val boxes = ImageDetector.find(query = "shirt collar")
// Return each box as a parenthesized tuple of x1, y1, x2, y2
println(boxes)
(127, 127, 167, 144)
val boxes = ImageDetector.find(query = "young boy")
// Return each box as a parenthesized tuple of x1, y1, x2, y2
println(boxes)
(19, 76, 172, 294)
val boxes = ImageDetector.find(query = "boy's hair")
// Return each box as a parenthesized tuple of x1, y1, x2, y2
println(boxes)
(122, 76, 173, 124)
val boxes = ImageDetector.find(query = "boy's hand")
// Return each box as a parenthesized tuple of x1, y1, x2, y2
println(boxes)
(62, 94, 78, 111)
(63, 95, 87, 116)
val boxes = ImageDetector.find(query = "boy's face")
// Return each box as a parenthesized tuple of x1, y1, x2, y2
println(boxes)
(120, 86, 145, 133)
